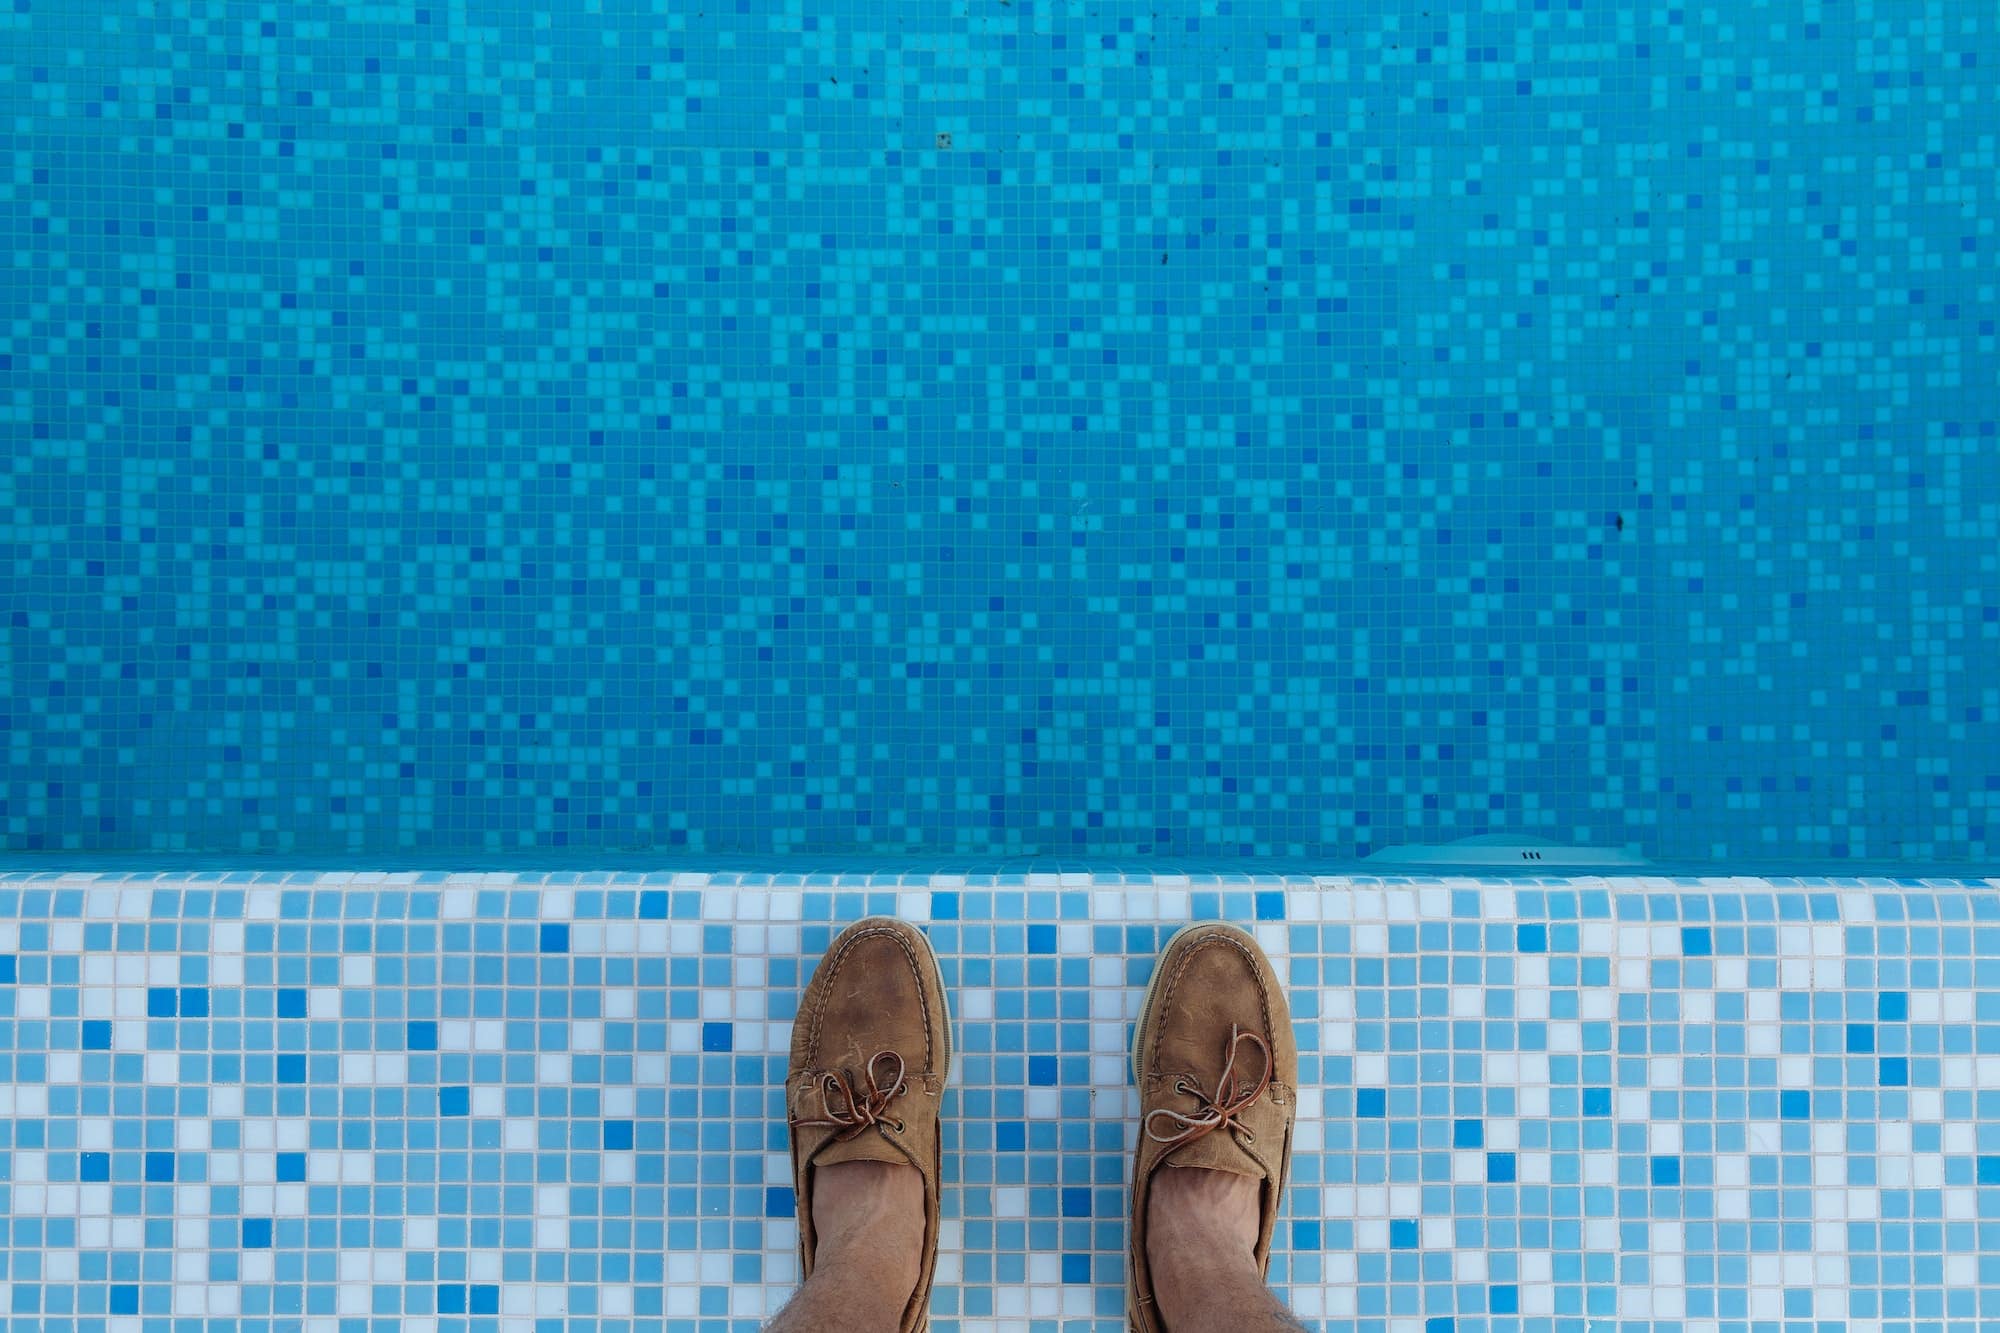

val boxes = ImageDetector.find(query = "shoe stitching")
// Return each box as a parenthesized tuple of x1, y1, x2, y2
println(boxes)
(802, 923, 937, 1073)
(1144, 929, 1277, 1076)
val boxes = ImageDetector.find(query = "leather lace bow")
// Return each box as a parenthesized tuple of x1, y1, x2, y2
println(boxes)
(789, 1049, 911, 1140)
(1144, 1025, 1273, 1149)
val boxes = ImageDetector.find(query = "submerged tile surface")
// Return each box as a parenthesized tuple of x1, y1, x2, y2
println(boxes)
(3, 2, 1998, 863)
(0, 869, 1995, 1332)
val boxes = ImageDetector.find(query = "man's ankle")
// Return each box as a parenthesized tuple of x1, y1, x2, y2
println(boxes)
(1152, 1232, 1256, 1320)
(812, 1233, 920, 1311)
(801, 1244, 917, 1326)
(1146, 1165, 1266, 1329)
(770, 1243, 915, 1333)
(807, 1160, 924, 1314)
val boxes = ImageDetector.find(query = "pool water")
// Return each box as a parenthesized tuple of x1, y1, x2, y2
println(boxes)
(0, 1, 1993, 864)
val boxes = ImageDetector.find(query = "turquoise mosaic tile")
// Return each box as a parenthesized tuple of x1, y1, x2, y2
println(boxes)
(0, 868, 1995, 1333)
(1, 2, 1996, 863)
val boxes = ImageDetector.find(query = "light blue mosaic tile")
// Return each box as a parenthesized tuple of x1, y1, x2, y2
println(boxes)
(0, 868, 1995, 1333)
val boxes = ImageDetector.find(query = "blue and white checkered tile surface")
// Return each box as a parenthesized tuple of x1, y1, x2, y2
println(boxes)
(0, 869, 1995, 1333)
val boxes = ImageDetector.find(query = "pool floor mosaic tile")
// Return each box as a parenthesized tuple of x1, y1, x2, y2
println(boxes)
(0, 868, 1996, 1333)
(5, 1, 1999, 864)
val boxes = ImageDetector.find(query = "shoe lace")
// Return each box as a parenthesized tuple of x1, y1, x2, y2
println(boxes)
(1143, 1025, 1272, 1149)
(789, 1049, 911, 1140)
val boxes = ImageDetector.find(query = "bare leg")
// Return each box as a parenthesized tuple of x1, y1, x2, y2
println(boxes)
(1148, 1165, 1310, 1333)
(766, 1159, 924, 1333)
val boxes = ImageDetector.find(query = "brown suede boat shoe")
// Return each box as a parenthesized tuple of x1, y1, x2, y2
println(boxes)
(1127, 921, 1299, 1333)
(787, 916, 951, 1333)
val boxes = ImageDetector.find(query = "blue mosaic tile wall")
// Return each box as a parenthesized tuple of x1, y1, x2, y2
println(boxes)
(0, 868, 1994, 1333)
(1, 1, 1996, 863)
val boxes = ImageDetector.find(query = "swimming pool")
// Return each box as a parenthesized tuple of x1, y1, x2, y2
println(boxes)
(2, 1, 1997, 1330)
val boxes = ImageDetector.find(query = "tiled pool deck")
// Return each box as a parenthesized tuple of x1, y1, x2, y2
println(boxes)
(0, 867, 1995, 1333)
